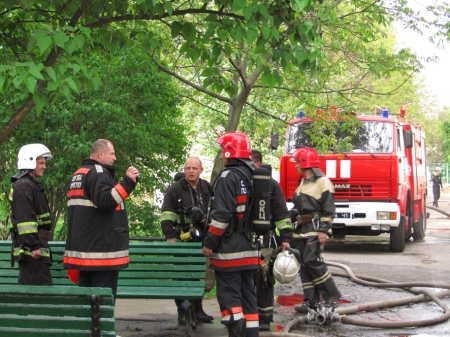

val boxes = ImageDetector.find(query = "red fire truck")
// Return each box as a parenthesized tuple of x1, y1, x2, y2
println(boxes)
(277, 106, 427, 252)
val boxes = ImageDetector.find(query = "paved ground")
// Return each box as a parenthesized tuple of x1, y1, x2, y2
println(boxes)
(115, 191, 450, 336)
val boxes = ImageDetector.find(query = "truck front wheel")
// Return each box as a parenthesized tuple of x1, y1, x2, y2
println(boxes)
(390, 215, 406, 252)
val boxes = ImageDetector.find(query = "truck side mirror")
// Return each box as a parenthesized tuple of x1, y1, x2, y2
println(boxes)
(403, 130, 413, 148)
(270, 132, 279, 150)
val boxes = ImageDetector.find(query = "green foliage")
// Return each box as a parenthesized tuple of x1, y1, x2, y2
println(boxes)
(0, 48, 188, 239)
(0, 0, 449, 183)
(441, 121, 450, 163)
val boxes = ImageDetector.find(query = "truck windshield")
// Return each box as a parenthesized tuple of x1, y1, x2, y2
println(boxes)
(288, 121, 394, 154)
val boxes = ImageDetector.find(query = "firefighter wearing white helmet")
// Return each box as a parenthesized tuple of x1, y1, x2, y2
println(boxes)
(289, 147, 341, 315)
(9, 143, 54, 285)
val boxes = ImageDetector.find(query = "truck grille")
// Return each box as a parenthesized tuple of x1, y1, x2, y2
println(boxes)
(333, 181, 390, 198)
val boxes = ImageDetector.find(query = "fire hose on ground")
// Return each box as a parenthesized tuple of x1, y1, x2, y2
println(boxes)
(282, 261, 450, 333)
(427, 204, 450, 217)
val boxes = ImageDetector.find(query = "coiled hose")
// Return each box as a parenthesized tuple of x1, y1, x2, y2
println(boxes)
(283, 261, 450, 333)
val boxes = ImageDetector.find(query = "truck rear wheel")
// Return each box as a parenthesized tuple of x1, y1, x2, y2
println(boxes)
(413, 215, 425, 241)
(413, 199, 427, 241)
(390, 215, 406, 252)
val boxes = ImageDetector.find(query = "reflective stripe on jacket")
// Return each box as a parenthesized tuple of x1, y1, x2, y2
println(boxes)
(9, 174, 53, 264)
(160, 177, 212, 240)
(64, 158, 136, 270)
(203, 159, 260, 271)
(292, 170, 335, 239)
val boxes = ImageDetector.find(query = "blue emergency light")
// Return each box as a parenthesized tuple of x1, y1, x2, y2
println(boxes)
(298, 110, 305, 118)
(382, 109, 389, 118)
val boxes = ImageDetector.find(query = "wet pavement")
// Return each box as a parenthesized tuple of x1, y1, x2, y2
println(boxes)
(115, 192, 450, 336)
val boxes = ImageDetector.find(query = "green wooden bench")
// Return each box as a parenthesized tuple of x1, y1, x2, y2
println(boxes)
(0, 240, 207, 337)
(0, 285, 115, 336)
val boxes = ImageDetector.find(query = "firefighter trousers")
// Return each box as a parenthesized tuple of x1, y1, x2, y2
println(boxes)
(18, 260, 53, 286)
(295, 236, 341, 305)
(254, 247, 276, 325)
(79, 270, 119, 304)
(216, 269, 259, 337)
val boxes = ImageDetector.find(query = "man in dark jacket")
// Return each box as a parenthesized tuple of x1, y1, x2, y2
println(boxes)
(432, 169, 443, 207)
(203, 132, 260, 337)
(290, 147, 341, 314)
(160, 157, 214, 324)
(64, 139, 139, 303)
(250, 150, 293, 331)
(10, 143, 54, 285)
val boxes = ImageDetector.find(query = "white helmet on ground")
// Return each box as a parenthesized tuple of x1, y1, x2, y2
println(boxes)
(17, 143, 52, 170)
(273, 249, 301, 284)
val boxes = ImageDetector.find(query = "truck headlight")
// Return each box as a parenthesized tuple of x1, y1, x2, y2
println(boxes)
(377, 211, 397, 220)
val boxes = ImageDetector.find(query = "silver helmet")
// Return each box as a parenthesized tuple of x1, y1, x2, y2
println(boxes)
(273, 250, 301, 284)
(17, 143, 52, 170)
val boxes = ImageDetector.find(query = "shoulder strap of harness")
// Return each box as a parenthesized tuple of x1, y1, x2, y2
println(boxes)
(213, 167, 254, 235)
(173, 180, 186, 226)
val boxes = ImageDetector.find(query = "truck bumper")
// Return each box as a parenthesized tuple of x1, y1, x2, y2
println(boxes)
(334, 202, 401, 228)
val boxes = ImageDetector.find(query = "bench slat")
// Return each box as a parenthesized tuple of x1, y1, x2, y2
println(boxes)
(0, 327, 116, 336)
(0, 314, 115, 330)
(117, 287, 205, 299)
(0, 303, 114, 317)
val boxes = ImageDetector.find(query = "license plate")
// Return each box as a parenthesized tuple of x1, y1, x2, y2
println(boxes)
(335, 212, 350, 219)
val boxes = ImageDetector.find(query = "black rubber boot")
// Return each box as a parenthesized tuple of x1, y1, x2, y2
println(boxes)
(227, 319, 246, 337)
(175, 299, 185, 325)
(294, 301, 317, 314)
(193, 299, 213, 322)
(259, 312, 272, 330)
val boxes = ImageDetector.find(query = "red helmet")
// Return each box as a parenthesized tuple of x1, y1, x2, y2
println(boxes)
(216, 132, 251, 159)
(67, 269, 80, 284)
(290, 147, 320, 169)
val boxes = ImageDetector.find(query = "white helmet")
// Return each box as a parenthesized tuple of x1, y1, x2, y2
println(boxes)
(17, 143, 52, 170)
(273, 249, 301, 284)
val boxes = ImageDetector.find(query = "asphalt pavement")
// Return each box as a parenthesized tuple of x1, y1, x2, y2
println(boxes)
(115, 191, 450, 337)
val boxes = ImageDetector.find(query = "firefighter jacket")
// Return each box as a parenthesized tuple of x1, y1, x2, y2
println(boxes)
(160, 177, 212, 240)
(64, 158, 136, 271)
(270, 179, 293, 243)
(432, 174, 443, 191)
(292, 168, 335, 239)
(9, 173, 53, 264)
(203, 159, 260, 272)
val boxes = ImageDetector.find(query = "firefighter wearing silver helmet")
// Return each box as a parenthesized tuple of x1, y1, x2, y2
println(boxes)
(290, 147, 341, 315)
(9, 143, 54, 285)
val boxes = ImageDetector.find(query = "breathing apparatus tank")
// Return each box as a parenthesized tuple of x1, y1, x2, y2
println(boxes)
(251, 167, 271, 235)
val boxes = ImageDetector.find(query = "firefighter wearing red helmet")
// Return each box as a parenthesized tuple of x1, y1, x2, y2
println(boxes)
(289, 147, 341, 315)
(203, 131, 260, 337)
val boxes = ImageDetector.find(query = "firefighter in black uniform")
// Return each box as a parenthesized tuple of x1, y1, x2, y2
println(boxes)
(290, 147, 341, 314)
(9, 143, 54, 285)
(431, 169, 443, 207)
(204, 132, 292, 337)
(64, 139, 139, 303)
(250, 150, 293, 330)
(160, 157, 214, 324)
